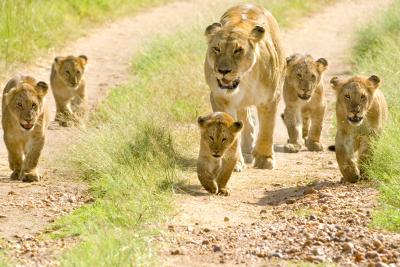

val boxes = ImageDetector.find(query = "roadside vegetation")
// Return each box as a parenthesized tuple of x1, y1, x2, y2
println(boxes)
(0, 0, 169, 72)
(27, 0, 338, 266)
(352, 0, 400, 231)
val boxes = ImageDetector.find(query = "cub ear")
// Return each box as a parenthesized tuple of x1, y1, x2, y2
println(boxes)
(330, 76, 342, 90)
(250, 25, 265, 42)
(230, 121, 243, 133)
(53, 57, 64, 72)
(197, 116, 207, 128)
(4, 88, 17, 107)
(367, 75, 380, 90)
(205, 22, 222, 40)
(35, 81, 48, 98)
(316, 58, 328, 73)
(286, 54, 301, 66)
(79, 55, 88, 65)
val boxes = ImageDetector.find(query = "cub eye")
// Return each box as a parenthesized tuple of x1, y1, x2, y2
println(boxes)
(17, 103, 23, 107)
(213, 47, 220, 53)
(297, 73, 302, 79)
(345, 95, 350, 99)
(77, 70, 81, 75)
(32, 103, 37, 109)
(234, 48, 243, 55)
(311, 74, 316, 81)
(221, 138, 227, 144)
(65, 70, 71, 75)
(209, 136, 214, 142)
(361, 94, 366, 100)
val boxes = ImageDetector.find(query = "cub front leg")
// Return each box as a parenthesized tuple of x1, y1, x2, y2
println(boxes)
(5, 139, 23, 180)
(335, 133, 360, 183)
(358, 136, 372, 179)
(282, 105, 302, 153)
(197, 158, 218, 194)
(54, 96, 74, 127)
(21, 136, 45, 182)
(305, 104, 326, 151)
(72, 82, 87, 121)
(253, 100, 278, 169)
(216, 145, 238, 196)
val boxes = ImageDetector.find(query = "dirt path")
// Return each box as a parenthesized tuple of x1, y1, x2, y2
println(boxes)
(0, 1, 242, 265)
(159, 0, 400, 266)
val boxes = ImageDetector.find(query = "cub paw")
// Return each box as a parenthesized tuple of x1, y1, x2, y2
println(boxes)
(59, 120, 74, 127)
(242, 153, 254, 164)
(217, 188, 231, 196)
(21, 173, 40, 183)
(254, 156, 274, 170)
(283, 143, 301, 153)
(10, 170, 21, 180)
(305, 140, 323, 152)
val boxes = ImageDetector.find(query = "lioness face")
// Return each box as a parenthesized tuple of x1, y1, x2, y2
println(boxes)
(331, 75, 380, 126)
(54, 55, 87, 88)
(198, 112, 243, 158)
(286, 54, 328, 102)
(205, 23, 266, 91)
(6, 82, 48, 131)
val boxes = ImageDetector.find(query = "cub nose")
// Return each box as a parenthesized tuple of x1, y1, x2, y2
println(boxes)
(218, 68, 232, 75)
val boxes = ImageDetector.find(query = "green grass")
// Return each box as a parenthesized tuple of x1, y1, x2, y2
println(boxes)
(44, 1, 339, 266)
(352, 0, 400, 231)
(0, 0, 169, 72)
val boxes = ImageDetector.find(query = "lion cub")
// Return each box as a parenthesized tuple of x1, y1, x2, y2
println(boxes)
(50, 55, 88, 126)
(331, 75, 388, 182)
(2, 75, 49, 182)
(282, 54, 328, 153)
(197, 112, 243, 196)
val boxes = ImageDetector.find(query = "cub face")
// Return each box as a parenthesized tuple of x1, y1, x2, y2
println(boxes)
(5, 81, 48, 131)
(286, 54, 328, 101)
(331, 75, 380, 126)
(205, 22, 266, 91)
(198, 112, 243, 158)
(53, 55, 88, 87)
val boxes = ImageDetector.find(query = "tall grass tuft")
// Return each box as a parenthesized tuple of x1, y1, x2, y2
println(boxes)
(352, 0, 400, 231)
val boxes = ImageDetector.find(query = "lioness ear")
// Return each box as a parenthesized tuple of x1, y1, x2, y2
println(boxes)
(35, 81, 48, 98)
(79, 55, 88, 65)
(197, 116, 207, 128)
(205, 22, 222, 41)
(367, 75, 380, 91)
(316, 58, 328, 73)
(250, 26, 265, 42)
(230, 121, 243, 133)
(330, 76, 342, 90)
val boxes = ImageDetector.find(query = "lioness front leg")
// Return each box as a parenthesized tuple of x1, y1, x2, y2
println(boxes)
(21, 137, 45, 182)
(253, 101, 278, 169)
(282, 105, 302, 153)
(238, 108, 255, 164)
(335, 134, 359, 183)
(305, 105, 326, 151)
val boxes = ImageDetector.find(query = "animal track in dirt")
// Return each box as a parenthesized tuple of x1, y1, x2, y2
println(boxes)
(159, 0, 399, 266)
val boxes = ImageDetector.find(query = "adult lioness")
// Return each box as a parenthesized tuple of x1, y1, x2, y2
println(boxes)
(282, 54, 328, 153)
(205, 4, 286, 171)
(50, 55, 88, 127)
(331, 75, 388, 182)
(197, 112, 243, 196)
(2, 75, 49, 182)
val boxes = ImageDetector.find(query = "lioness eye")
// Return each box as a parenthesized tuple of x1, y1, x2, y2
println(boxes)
(345, 95, 350, 99)
(213, 47, 220, 53)
(234, 48, 243, 55)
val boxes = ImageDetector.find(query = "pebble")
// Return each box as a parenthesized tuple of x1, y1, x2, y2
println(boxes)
(303, 187, 317, 195)
(343, 242, 354, 253)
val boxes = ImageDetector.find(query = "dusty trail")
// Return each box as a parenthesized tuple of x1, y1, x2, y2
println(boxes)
(0, 0, 238, 265)
(160, 0, 400, 266)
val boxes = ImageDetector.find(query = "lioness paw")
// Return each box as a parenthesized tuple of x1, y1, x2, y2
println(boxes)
(284, 143, 301, 153)
(254, 156, 274, 170)
(234, 160, 246, 172)
(242, 153, 254, 164)
(217, 188, 231, 196)
(305, 140, 323, 152)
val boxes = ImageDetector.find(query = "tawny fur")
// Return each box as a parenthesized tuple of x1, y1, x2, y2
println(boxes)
(197, 112, 243, 196)
(2, 75, 49, 182)
(282, 54, 328, 153)
(204, 4, 286, 171)
(331, 75, 388, 182)
(50, 55, 88, 127)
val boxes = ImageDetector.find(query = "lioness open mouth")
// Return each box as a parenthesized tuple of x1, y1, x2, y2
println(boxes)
(20, 123, 34, 131)
(217, 78, 240, 90)
(297, 94, 311, 101)
(347, 116, 363, 124)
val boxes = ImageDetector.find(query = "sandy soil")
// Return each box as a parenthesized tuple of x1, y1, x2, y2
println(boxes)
(158, 0, 400, 266)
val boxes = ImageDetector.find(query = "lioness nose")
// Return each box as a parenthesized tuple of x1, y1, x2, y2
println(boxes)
(218, 68, 232, 75)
